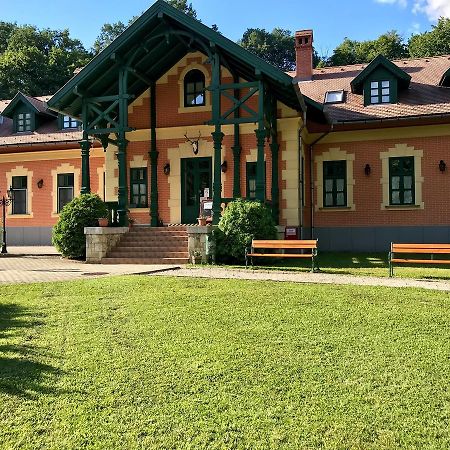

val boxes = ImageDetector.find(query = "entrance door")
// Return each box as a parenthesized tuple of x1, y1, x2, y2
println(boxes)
(181, 157, 212, 224)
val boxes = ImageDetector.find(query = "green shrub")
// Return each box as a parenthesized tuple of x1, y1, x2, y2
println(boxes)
(52, 194, 108, 260)
(214, 199, 277, 264)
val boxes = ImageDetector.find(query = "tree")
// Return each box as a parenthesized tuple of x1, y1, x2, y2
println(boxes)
(92, 21, 128, 54)
(165, 0, 197, 18)
(409, 17, 450, 58)
(0, 24, 91, 99)
(239, 28, 296, 71)
(328, 31, 408, 66)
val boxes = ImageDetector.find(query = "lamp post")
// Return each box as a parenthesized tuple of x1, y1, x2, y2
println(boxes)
(1, 186, 14, 254)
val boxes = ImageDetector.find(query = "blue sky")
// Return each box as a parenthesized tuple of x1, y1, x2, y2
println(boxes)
(1, 0, 449, 55)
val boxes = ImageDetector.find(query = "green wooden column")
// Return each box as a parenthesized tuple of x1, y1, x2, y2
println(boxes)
(79, 137, 91, 194)
(211, 50, 223, 225)
(117, 134, 129, 226)
(149, 82, 159, 227)
(255, 126, 266, 202)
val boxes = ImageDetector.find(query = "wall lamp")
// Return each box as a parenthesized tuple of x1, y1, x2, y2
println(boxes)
(221, 161, 228, 173)
(364, 164, 371, 176)
(37, 179, 44, 189)
(163, 163, 171, 175)
(439, 160, 446, 172)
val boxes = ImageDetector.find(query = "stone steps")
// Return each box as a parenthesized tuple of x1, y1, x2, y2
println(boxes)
(102, 226, 189, 265)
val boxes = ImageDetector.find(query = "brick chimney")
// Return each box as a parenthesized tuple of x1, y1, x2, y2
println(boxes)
(295, 30, 313, 81)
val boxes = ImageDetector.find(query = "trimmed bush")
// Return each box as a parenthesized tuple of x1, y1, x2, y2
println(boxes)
(214, 199, 277, 264)
(52, 194, 108, 260)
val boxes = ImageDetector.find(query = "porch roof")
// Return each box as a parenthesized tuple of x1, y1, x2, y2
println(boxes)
(47, 0, 323, 121)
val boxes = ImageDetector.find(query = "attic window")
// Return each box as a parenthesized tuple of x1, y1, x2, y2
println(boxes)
(16, 112, 33, 132)
(370, 80, 390, 104)
(62, 115, 80, 129)
(324, 90, 344, 104)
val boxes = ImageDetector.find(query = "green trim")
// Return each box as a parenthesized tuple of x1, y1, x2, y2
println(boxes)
(14, 110, 35, 133)
(323, 160, 347, 208)
(47, 0, 309, 118)
(1, 92, 41, 118)
(79, 140, 91, 194)
(363, 69, 398, 106)
(149, 83, 159, 227)
(439, 67, 450, 87)
(351, 54, 411, 95)
(389, 156, 415, 206)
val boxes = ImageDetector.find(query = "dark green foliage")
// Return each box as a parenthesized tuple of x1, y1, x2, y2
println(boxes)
(409, 17, 450, 58)
(328, 31, 408, 66)
(165, 0, 197, 18)
(92, 17, 139, 54)
(214, 199, 277, 264)
(0, 24, 91, 99)
(52, 194, 108, 260)
(239, 28, 296, 71)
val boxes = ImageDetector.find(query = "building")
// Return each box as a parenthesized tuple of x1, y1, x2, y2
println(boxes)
(1, 0, 450, 256)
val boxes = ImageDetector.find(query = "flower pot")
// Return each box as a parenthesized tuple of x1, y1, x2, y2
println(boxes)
(198, 217, 207, 226)
(98, 218, 109, 227)
(191, 255, 202, 264)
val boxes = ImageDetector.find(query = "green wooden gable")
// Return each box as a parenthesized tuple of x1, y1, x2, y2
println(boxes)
(350, 54, 411, 96)
(47, 0, 322, 121)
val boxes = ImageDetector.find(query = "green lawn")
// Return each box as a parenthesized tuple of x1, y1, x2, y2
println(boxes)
(1, 276, 450, 449)
(242, 252, 450, 279)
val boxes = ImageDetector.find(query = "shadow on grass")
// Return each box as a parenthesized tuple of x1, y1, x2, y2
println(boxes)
(0, 303, 62, 398)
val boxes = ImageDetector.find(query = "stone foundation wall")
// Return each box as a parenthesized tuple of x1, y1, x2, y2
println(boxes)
(186, 225, 215, 264)
(84, 227, 128, 263)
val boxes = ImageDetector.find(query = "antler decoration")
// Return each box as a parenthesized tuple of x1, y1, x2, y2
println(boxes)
(184, 131, 201, 155)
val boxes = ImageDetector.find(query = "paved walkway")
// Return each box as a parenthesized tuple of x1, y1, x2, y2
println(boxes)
(153, 266, 450, 291)
(0, 256, 179, 284)
(6, 246, 60, 256)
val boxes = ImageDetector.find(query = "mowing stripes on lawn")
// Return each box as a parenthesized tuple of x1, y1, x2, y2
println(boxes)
(0, 276, 449, 449)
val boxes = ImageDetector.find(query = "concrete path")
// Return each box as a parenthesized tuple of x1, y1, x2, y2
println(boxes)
(152, 266, 450, 292)
(6, 246, 60, 256)
(0, 256, 179, 284)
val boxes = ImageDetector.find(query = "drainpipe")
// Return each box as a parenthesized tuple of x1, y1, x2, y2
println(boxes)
(309, 123, 334, 239)
(298, 111, 307, 238)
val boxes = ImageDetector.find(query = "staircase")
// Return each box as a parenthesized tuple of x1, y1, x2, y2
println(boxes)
(101, 226, 189, 265)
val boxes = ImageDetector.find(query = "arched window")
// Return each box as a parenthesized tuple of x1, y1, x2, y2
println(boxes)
(184, 69, 206, 107)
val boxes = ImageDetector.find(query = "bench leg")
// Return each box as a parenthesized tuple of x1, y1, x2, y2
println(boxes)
(388, 252, 393, 277)
(245, 249, 248, 269)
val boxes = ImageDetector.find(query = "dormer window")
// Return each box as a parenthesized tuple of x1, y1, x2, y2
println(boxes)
(370, 80, 390, 105)
(16, 112, 33, 132)
(325, 90, 344, 104)
(184, 69, 205, 107)
(62, 115, 80, 129)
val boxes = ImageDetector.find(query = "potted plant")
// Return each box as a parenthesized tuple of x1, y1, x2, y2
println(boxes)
(191, 250, 202, 264)
(197, 214, 207, 226)
(98, 215, 109, 227)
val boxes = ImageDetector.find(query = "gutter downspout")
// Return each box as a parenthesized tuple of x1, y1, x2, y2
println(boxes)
(309, 123, 334, 239)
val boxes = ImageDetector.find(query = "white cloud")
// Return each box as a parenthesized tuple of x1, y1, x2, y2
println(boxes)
(413, 0, 450, 20)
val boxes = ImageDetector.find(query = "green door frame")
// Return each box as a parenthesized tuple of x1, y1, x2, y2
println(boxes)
(181, 157, 212, 224)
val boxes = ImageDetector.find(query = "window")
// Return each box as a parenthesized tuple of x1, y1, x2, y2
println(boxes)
(57, 173, 74, 212)
(16, 112, 32, 132)
(246, 162, 257, 199)
(324, 90, 344, 104)
(370, 80, 390, 104)
(12, 176, 27, 214)
(130, 168, 148, 208)
(323, 160, 347, 207)
(184, 69, 205, 107)
(389, 156, 414, 205)
(62, 115, 79, 129)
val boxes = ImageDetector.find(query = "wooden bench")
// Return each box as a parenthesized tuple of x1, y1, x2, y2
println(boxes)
(389, 243, 450, 277)
(245, 239, 318, 271)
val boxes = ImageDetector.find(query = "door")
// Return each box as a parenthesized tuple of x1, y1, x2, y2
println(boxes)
(181, 157, 212, 224)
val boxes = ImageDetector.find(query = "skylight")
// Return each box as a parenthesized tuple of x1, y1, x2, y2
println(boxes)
(324, 90, 344, 104)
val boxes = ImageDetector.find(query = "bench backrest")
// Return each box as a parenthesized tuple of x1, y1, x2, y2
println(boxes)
(252, 240, 318, 250)
(391, 243, 450, 254)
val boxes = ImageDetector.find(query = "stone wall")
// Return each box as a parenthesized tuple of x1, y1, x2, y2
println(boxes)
(186, 225, 214, 264)
(84, 227, 128, 263)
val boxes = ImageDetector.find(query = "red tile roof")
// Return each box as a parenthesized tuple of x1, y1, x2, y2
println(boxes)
(295, 55, 450, 123)
(0, 96, 81, 147)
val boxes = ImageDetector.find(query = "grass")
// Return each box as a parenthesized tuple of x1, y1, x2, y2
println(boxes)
(240, 252, 450, 279)
(1, 276, 450, 449)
